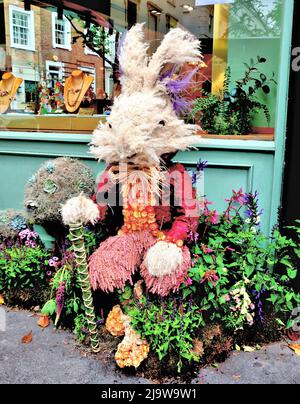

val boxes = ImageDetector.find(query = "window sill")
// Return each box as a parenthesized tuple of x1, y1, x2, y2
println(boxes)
(53, 44, 72, 51)
(0, 114, 104, 133)
(0, 115, 275, 142)
(10, 44, 35, 52)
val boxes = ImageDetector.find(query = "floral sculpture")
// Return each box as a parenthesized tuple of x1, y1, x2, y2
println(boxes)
(62, 24, 203, 363)
(88, 23, 202, 297)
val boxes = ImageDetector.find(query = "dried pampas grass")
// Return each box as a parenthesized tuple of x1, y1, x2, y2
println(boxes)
(143, 241, 184, 277)
(61, 195, 99, 226)
(141, 246, 191, 297)
(89, 231, 156, 293)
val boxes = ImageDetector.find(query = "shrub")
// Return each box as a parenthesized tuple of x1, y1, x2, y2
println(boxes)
(0, 228, 50, 306)
(123, 187, 300, 372)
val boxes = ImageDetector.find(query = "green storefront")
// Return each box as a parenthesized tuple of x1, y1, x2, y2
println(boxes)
(0, 0, 295, 238)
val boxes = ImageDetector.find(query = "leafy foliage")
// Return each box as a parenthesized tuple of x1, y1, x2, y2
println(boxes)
(41, 253, 85, 328)
(192, 57, 276, 135)
(182, 190, 300, 331)
(0, 243, 48, 292)
(128, 295, 204, 372)
(122, 188, 300, 372)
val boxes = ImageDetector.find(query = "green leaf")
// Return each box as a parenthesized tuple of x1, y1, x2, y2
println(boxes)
(73, 300, 79, 314)
(247, 254, 255, 265)
(42, 299, 57, 316)
(208, 292, 215, 302)
(288, 268, 298, 280)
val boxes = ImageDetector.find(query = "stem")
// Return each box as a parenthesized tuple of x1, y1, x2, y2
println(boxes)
(68, 223, 100, 353)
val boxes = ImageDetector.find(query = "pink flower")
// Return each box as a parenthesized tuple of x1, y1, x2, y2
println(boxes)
(223, 294, 231, 302)
(206, 210, 219, 225)
(232, 188, 247, 206)
(202, 199, 213, 216)
(201, 270, 219, 287)
(202, 245, 214, 254)
(185, 277, 193, 286)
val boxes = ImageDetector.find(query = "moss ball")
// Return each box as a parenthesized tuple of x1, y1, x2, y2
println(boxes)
(24, 157, 95, 225)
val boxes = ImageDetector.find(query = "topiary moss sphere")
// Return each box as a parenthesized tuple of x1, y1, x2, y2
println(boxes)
(24, 158, 95, 225)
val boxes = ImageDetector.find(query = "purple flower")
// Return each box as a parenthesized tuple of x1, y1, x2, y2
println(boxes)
(55, 282, 65, 326)
(192, 158, 208, 185)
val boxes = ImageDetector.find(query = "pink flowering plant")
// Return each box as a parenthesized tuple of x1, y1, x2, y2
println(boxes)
(125, 188, 300, 373)
(183, 189, 300, 332)
(0, 227, 51, 305)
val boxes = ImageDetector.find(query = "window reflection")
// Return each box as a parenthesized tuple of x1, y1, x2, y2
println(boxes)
(0, 0, 283, 137)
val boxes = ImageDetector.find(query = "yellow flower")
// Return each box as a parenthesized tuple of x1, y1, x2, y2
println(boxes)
(0, 295, 5, 305)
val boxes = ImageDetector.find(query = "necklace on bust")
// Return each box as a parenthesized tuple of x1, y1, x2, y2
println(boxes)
(66, 77, 85, 108)
(0, 78, 16, 98)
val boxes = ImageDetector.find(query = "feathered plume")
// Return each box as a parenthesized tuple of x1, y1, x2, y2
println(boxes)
(118, 23, 150, 94)
(145, 28, 202, 88)
(161, 67, 199, 115)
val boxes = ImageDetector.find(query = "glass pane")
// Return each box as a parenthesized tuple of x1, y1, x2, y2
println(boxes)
(0, 0, 284, 137)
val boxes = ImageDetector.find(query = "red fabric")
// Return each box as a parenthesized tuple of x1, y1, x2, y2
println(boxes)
(167, 164, 201, 241)
(92, 167, 113, 221)
(94, 163, 201, 240)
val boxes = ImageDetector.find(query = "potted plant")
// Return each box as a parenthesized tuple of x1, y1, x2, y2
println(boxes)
(192, 57, 277, 136)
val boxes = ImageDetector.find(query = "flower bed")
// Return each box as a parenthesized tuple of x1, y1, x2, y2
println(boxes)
(1, 187, 299, 381)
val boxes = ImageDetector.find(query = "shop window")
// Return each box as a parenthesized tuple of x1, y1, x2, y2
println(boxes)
(9, 5, 35, 51)
(0, 0, 285, 139)
(166, 14, 178, 31)
(46, 61, 64, 88)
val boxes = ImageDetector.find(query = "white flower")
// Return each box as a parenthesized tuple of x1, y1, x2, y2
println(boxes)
(256, 216, 261, 224)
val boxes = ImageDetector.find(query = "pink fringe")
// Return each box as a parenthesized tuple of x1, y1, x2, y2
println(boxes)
(140, 246, 191, 297)
(89, 231, 156, 293)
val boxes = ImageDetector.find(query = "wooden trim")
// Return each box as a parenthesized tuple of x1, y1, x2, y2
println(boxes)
(0, 115, 275, 140)
(201, 133, 275, 141)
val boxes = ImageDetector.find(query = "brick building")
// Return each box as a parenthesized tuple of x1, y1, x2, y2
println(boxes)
(0, 0, 212, 111)
(0, 0, 105, 110)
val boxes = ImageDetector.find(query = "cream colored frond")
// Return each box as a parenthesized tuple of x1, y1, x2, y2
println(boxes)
(146, 28, 202, 88)
(119, 23, 150, 94)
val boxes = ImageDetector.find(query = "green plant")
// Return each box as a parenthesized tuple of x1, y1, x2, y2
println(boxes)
(192, 57, 276, 135)
(0, 244, 48, 293)
(42, 254, 85, 328)
(74, 314, 89, 343)
(128, 295, 204, 372)
(182, 190, 300, 332)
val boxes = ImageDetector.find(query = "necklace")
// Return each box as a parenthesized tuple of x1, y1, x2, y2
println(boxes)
(66, 77, 85, 108)
(0, 78, 15, 98)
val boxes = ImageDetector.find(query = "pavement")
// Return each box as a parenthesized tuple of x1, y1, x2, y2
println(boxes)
(0, 307, 299, 385)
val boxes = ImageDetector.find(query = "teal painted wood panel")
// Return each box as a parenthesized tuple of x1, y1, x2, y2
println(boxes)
(175, 148, 274, 234)
(0, 132, 275, 235)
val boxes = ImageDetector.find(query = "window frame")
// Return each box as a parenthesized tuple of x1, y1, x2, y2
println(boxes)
(51, 13, 72, 51)
(9, 5, 35, 52)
